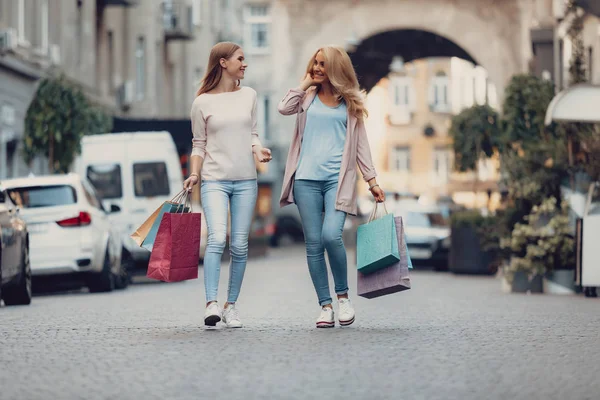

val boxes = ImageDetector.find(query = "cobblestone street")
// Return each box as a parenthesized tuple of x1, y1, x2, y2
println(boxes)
(1, 246, 599, 400)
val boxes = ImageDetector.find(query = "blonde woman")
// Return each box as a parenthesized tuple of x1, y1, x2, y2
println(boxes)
(184, 42, 272, 328)
(278, 46, 385, 328)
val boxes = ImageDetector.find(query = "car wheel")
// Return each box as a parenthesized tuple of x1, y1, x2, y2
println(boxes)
(2, 243, 32, 306)
(114, 250, 131, 290)
(87, 250, 115, 293)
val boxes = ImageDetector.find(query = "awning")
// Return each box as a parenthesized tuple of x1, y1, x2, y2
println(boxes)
(545, 84, 600, 125)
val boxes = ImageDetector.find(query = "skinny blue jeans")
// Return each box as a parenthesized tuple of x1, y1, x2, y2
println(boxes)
(201, 179, 257, 303)
(293, 179, 348, 306)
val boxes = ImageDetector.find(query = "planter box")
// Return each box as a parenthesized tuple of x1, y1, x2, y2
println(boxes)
(543, 270, 576, 295)
(449, 226, 493, 275)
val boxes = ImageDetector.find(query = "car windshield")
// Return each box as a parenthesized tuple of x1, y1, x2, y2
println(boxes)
(403, 211, 448, 228)
(87, 164, 123, 200)
(6, 185, 77, 208)
(133, 162, 170, 197)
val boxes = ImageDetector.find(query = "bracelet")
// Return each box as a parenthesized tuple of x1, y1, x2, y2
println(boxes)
(189, 173, 199, 180)
(369, 184, 379, 191)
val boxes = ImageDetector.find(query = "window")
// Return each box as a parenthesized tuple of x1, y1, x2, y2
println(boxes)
(430, 72, 450, 112)
(133, 162, 170, 197)
(86, 164, 122, 200)
(76, 0, 83, 66)
(107, 31, 115, 93)
(29, 0, 49, 52)
(263, 95, 270, 141)
(433, 148, 452, 184)
(192, 0, 202, 26)
(1, 104, 15, 126)
(17, 0, 28, 46)
(81, 181, 103, 211)
(135, 37, 146, 101)
(401, 211, 448, 229)
(244, 5, 271, 54)
(257, 94, 271, 141)
(7, 185, 77, 209)
(389, 147, 410, 172)
(388, 76, 414, 125)
(394, 84, 409, 106)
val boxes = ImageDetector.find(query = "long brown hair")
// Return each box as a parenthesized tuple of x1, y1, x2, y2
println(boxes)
(196, 42, 241, 96)
(305, 46, 368, 119)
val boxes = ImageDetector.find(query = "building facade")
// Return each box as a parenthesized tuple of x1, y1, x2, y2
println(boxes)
(0, 0, 229, 179)
(363, 57, 500, 208)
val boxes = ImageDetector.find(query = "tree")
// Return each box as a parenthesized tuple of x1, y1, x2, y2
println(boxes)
(449, 104, 501, 174)
(23, 74, 113, 173)
(501, 74, 556, 151)
(498, 74, 568, 240)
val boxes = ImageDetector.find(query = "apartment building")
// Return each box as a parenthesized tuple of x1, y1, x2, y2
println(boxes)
(364, 56, 500, 207)
(0, 0, 232, 179)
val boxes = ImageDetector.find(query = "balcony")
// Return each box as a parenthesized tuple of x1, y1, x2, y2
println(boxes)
(101, 0, 140, 6)
(162, 1, 195, 41)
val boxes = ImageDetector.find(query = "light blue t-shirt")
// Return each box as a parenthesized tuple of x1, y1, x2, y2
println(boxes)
(296, 95, 348, 181)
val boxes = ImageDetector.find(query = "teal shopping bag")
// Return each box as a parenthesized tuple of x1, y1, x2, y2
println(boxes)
(356, 209, 400, 275)
(141, 191, 190, 252)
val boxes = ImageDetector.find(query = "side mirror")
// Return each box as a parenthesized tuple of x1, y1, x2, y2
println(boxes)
(110, 204, 121, 213)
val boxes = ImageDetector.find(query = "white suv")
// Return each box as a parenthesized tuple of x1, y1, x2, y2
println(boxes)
(2, 174, 127, 292)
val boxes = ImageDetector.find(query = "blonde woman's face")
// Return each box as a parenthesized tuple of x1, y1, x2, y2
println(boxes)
(312, 51, 329, 84)
(222, 48, 247, 80)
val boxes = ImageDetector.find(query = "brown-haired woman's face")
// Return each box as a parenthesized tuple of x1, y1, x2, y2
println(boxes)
(312, 51, 329, 84)
(221, 48, 247, 80)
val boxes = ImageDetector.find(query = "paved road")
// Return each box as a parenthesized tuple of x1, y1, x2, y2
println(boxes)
(1, 246, 599, 400)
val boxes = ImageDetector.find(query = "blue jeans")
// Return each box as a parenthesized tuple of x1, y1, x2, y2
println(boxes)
(293, 179, 348, 306)
(201, 180, 257, 303)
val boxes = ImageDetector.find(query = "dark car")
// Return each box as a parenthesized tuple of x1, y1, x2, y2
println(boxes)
(0, 186, 32, 306)
(270, 208, 304, 247)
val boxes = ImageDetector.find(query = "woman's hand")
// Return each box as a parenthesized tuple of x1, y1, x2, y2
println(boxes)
(254, 146, 273, 163)
(299, 73, 318, 91)
(183, 174, 199, 192)
(370, 185, 386, 203)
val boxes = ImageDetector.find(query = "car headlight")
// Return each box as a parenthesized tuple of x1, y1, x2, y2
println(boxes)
(442, 236, 451, 248)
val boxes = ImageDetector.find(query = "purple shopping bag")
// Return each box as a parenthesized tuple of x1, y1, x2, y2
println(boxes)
(357, 216, 411, 299)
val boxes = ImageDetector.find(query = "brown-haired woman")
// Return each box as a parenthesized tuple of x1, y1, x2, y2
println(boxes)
(183, 42, 272, 328)
(278, 46, 385, 328)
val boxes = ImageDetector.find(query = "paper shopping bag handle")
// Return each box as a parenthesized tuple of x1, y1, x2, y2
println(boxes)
(368, 202, 389, 223)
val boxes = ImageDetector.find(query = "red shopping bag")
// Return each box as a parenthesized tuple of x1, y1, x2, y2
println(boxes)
(147, 212, 201, 282)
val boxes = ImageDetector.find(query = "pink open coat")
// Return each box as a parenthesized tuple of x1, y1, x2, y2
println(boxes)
(277, 87, 377, 216)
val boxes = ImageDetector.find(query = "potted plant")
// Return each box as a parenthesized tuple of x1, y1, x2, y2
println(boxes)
(501, 198, 575, 293)
(449, 210, 493, 274)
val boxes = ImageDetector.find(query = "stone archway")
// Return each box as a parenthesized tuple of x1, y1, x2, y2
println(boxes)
(280, 0, 528, 102)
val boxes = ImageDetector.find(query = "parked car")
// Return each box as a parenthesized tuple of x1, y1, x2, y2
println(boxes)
(270, 206, 304, 247)
(73, 132, 184, 271)
(391, 202, 451, 270)
(2, 174, 126, 292)
(0, 186, 31, 306)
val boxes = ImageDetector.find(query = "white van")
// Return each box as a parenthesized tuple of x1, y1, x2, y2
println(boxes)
(73, 132, 184, 266)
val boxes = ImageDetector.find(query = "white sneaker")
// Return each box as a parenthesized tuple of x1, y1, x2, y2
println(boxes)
(222, 304, 243, 328)
(338, 298, 355, 326)
(204, 302, 221, 327)
(316, 306, 335, 328)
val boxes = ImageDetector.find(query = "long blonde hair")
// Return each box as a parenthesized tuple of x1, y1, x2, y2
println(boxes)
(196, 42, 241, 96)
(305, 46, 368, 119)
